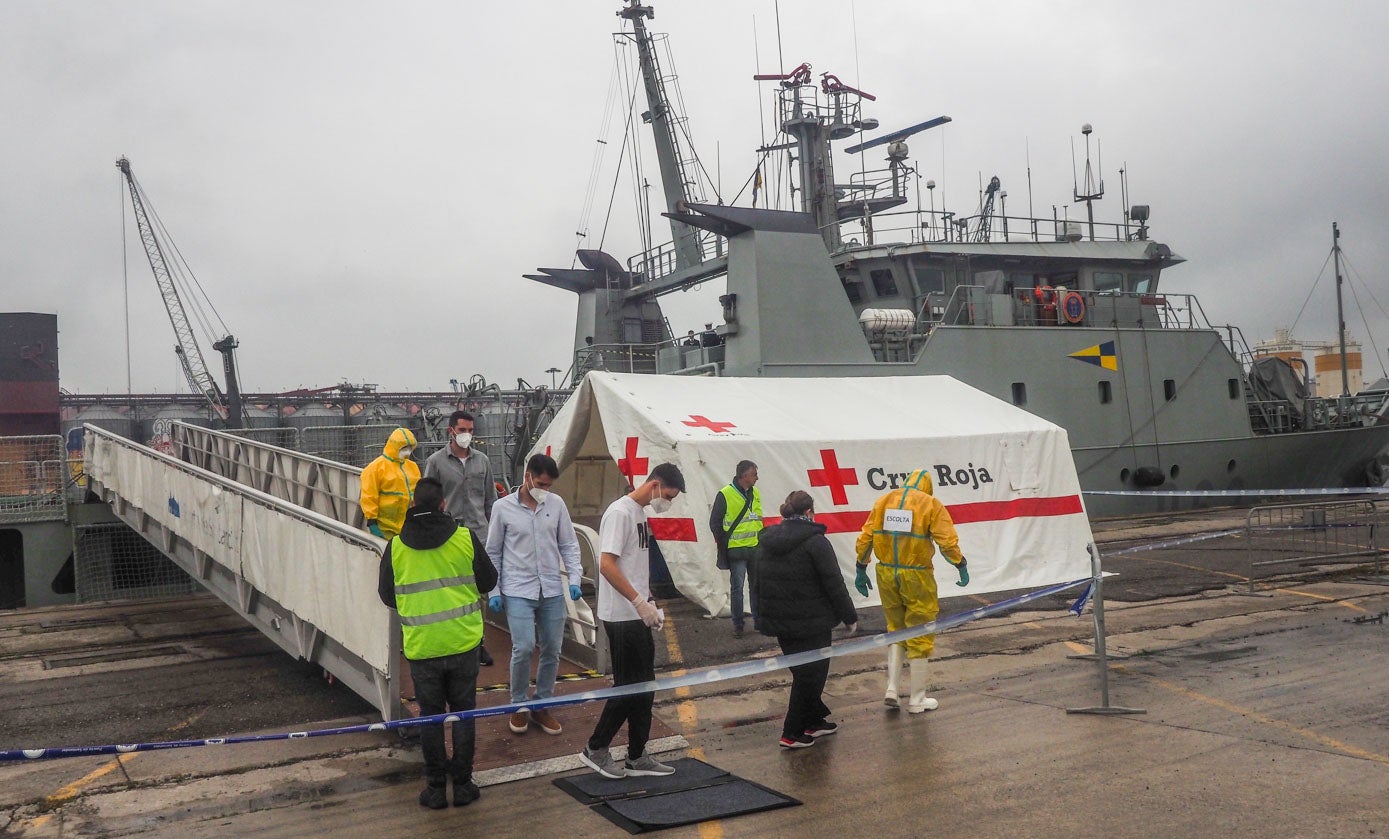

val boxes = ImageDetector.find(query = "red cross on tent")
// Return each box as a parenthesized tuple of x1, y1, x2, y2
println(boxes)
(682, 415, 737, 433)
(617, 436, 649, 485)
(807, 448, 858, 507)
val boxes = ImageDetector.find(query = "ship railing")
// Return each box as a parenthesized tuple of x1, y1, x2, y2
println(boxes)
(0, 434, 68, 524)
(626, 232, 727, 287)
(1247, 392, 1389, 434)
(575, 337, 724, 380)
(920, 285, 1211, 332)
(841, 206, 1144, 246)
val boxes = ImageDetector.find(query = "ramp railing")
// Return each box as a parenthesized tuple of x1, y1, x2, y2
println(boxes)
(83, 424, 400, 720)
(1244, 499, 1383, 593)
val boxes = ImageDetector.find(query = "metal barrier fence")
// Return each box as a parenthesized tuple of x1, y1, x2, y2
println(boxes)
(0, 435, 67, 524)
(74, 522, 196, 603)
(1245, 499, 1383, 592)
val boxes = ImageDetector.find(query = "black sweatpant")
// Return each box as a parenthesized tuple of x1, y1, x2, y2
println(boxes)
(409, 647, 480, 786)
(777, 629, 832, 740)
(587, 619, 655, 758)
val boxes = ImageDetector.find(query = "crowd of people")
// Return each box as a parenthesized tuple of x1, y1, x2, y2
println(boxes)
(364, 418, 967, 809)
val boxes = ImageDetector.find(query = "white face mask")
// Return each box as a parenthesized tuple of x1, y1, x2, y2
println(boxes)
(452, 432, 473, 450)
(398, 447, 414, 460)
(529, 487, 550, 504)
(648, 495, 672, 514)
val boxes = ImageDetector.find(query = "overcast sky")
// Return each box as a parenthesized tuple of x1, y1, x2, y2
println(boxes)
(4, 0, 1388, 395)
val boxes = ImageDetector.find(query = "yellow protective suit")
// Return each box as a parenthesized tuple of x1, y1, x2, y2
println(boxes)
(855, 468, 965, 659)
(359, 427, 420, 539)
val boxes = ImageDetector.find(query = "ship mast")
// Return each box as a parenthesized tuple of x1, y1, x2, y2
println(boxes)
(618, 1, 703, 272)
(1333, 221, 1350, 396)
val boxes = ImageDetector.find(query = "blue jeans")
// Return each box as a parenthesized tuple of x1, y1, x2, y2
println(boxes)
(728, 546, 760, 630)
(504, 594, 567, 705)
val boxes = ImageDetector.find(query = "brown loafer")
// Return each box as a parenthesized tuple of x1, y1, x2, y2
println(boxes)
(508, 710, 530, 734)
(533, 708, 563, 735)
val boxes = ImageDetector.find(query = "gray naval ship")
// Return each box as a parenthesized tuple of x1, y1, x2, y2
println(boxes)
(529, 2, 1389, 517)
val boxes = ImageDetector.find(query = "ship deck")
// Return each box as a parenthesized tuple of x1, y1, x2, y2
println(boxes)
(3, 506, 1388, 837)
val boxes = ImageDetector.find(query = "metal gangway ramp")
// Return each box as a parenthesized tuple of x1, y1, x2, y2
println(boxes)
(83, 422, 602, 722)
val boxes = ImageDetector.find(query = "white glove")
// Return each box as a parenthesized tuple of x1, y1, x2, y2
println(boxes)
(631, 595, 663, 629)
(846, 622, 858, 635)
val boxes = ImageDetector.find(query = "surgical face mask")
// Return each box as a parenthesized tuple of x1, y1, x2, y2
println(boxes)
(452, 432, 473, 449)
(399, 447, 414, 460)
(648, 495, 672, 514)
(529, 487, 551, 505)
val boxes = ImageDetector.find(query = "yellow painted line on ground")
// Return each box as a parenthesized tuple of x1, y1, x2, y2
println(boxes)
(1064, 640, 1091, 654)
(22, 708, 208, 829)
(661, 609, 723, 839)
(1119, 666, 1389, 766)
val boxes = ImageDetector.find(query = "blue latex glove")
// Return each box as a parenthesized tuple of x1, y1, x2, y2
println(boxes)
(367, 522, 383, 538)
(955, 559, 970, 588)
(854, 564, 873, 596)
(488, 595, 504, 613)
(569, 584, 582, 601)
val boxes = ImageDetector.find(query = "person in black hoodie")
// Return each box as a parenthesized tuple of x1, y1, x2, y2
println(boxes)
(757, 490, 859, 749)
(378, 477, 498, 809)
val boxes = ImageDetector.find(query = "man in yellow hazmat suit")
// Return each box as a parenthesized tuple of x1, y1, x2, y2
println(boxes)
(360, 427, 421, 540)
(854, 468, 968, 714)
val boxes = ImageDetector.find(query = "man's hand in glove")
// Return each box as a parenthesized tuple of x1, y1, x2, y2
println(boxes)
(488, 595, 504, 613)
(631, 595, 663, 629)
(954, 558, 970, 587)
(854, 564, 873, 596)
(569, 584, 583, 601)
(367, 521, 383, 538)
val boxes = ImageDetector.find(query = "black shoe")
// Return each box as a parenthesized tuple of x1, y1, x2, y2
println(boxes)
(452, 779, 480, 807)
(733, 626, 744, 639)
(804, 720, 839, 738)
(478, 644, 494, 666)
(419, 784, 448, 810)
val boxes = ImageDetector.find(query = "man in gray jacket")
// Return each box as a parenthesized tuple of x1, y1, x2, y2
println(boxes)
(424, 409, 497, 665)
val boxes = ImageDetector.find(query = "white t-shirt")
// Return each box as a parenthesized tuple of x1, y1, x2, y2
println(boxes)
(597, 495, 651, 622)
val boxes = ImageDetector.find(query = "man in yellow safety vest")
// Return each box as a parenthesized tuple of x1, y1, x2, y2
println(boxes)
(708, 460, 763, 638)
(378, 476, 497, 810)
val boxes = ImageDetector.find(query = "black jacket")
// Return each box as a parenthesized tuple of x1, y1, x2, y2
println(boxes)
(756, 517, 858, 638)
(378, 508, 497, 609)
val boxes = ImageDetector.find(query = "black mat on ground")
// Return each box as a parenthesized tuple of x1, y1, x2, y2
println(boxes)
(554, 757, 800, 834)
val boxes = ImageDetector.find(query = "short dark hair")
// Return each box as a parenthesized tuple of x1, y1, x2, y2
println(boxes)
(735, 460, 757, 479)
(413, 476, 445, 512)
(449, 410, 475, 427)
(527, 453, 559, 479)
(780, 490, 814, 518)
(650, 462, 685, 493)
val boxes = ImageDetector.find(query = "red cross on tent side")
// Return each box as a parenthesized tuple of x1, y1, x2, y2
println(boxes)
(616, 436, 649, 485)
(807, 448, 859, 507)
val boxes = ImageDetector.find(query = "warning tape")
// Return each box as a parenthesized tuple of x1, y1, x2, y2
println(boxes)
(1085, 487, 1389, 497)
(475, 670, 604, 695)
(1103, 529, 1244, 555)
(0, 577, 1090, 762)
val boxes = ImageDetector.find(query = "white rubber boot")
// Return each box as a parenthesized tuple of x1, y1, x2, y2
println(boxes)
(906, 658, 938, 714)
(884, 644, 903, 708)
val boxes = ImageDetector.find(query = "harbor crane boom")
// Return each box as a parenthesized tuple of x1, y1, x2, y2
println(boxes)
(116, 157, 243, 427)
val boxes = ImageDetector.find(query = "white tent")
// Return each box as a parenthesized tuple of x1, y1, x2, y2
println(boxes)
(534, 372, 1094, 615)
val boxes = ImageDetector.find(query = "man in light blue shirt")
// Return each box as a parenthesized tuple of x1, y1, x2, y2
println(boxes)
(486, 453, 583, 736)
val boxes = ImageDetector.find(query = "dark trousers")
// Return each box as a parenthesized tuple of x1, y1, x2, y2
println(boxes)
(778, 629, 832, 740)
(588, 619, 655, 758)
(409, 647, 480, 786)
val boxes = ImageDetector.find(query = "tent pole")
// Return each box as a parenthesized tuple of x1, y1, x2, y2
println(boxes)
(1067, 543, 1145, 715)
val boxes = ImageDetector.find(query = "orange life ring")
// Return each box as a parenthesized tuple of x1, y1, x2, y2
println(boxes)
(1034, 284, 1056, 307)
(1059, 290, 1086, 324)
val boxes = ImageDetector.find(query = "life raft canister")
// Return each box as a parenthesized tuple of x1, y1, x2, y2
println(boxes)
(1059, 290, 1086, 324)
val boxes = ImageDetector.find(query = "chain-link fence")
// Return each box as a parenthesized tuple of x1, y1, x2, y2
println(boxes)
(73, 522, 196, 603)
(0, 435, 67, 524)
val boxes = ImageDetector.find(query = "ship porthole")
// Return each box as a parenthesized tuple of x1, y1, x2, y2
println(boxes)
(1170, 464, 1181, 479)
(1226, 459, 1236, 473)
(1120, 468, 1131, 483)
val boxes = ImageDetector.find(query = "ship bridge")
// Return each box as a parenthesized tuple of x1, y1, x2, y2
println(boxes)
(81, 421, 601, 721)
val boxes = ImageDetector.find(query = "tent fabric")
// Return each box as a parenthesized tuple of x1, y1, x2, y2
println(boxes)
(534, 372, 1094, 615)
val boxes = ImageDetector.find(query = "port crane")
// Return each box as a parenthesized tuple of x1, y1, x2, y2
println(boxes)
(116, 157, 243, 428)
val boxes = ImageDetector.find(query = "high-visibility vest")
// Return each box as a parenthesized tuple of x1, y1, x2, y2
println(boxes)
(391, 528, 483, 661)
(719, 484, 763, 549)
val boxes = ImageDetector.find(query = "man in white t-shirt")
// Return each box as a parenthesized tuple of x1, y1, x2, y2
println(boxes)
(578, 462, 686, 780)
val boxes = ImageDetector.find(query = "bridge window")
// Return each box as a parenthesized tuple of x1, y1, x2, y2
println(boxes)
(1163, 379, 1176, 401)
(870, 269, 899, 297)
(1098, 381, 1112, 404)
(844, 280, 864, 305)
(1094, 271, 1123, 293)
(1129, 273, 1153, 293)
(917, 268, 945, 295)
(1011, 382, 1027, 406)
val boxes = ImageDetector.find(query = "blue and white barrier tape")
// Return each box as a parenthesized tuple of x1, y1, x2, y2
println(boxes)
(1103, 529, 1244, 555)
(0, 577, 1091, 762)
(1086, 487, 1389, 497)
